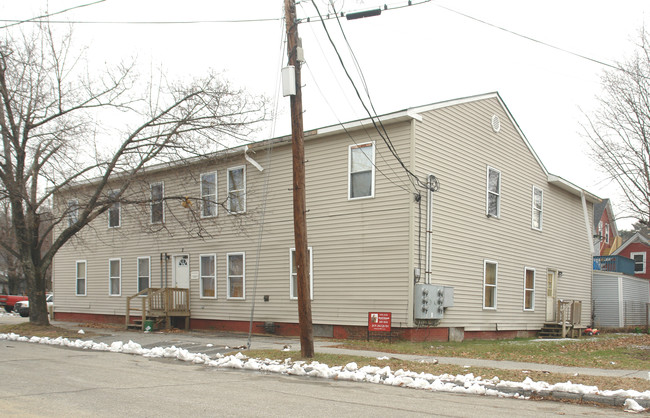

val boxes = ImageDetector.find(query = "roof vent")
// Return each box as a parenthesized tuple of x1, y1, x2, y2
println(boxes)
(491, 115, 501, 133)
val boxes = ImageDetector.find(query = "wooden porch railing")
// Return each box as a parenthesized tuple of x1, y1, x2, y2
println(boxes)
(557, 299, 583, 338)
(125, 288, 190, 330)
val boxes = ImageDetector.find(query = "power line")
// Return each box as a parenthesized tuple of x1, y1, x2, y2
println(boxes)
(300, 0, 432, 24)
(310, 0, 438, 193)
(435, 4, 619, 71)
(0, 17, 280, 25)
(1, 0, 107, 29)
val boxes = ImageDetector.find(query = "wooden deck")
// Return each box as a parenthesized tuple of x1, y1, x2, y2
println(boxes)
(125, 288, 190, 331)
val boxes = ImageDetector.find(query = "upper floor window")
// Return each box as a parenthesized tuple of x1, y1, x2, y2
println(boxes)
(150, 182, 164, 224)
(598, 221, 603, 239)
(76, 260, 87, 296)
(227, 166, 246, 213)
(290, 247, 313, 300)
(605, 223, 610, 244)
(532, 186, 543, 230)
(108, 190, 121, 228)
(483, 260, 497, 309)
(109, 258, 121, 296)
(200, 172, 217, 218)
(631, 252, 646, 274)
(67, 199, 79, 227)
(486, 167, 501, 218)
(349, 142, 375, 199)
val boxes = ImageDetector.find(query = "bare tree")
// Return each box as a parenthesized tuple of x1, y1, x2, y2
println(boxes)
(584, 28, 650, 225)
(0, 24, 267, 325)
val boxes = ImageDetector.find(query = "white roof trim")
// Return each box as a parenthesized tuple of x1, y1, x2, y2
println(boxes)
(315, 109, 421, 136)
(612, 231, 650, 255)
(547, 174, 600, 203)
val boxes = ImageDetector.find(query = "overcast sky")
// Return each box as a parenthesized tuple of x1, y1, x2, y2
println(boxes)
(2, 0, 648, 228)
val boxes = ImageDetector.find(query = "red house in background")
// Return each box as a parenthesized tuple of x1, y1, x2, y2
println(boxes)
(613, 232, 650, 280)
(593, 198, 621, 255)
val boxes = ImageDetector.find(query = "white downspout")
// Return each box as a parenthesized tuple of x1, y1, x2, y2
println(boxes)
(244, 145, 264, 172)
(425, 174, 434, 284)
(581, 191, 595, 255)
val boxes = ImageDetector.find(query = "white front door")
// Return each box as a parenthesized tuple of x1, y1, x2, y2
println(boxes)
(173, 255, 190, 289)
(546, 270, 557, 322)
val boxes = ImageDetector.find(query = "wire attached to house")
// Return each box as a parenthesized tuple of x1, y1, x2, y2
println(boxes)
(246, 6, 286, 351)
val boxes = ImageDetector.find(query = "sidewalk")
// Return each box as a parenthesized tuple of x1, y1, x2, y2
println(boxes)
(51, 319, 650, 380)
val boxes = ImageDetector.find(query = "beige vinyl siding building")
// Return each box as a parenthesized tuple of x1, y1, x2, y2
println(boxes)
(53, 92, 596, 340)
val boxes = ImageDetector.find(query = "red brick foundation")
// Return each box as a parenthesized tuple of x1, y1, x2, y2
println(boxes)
(53, 312, 537, 341)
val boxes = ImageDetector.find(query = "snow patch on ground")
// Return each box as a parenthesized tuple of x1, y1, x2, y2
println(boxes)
(1, 332, 647, 410)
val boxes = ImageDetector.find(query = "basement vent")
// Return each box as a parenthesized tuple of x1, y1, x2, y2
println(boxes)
(491, 114, 501, 133)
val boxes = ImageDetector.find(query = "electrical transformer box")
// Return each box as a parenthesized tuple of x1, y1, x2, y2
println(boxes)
(414, 283, 454, 320)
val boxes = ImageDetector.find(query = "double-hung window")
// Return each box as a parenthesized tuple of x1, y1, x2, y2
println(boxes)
(150, 182, 164, 224)
(200, 172, 217, 218)
(200, 254, 217, 298)
(486, 167, 500, 217)
(137, 257, 150, 293)
(227, 166, 246, 213)
(109, 258, 121, 296)
(67, 199, 79, 227)
(524, 268, 535, 311)
(532, 186, 543, 230)
(227, 252, 245, 299)
(483, 260, 497, 309)
(76, 261, 87, 296)
(632, 252, 646, 274)
(108, 190, 121, 228)
(349, 142, 375, 199)
(605, 223, 610, 244)
(290, 247, 313, 300)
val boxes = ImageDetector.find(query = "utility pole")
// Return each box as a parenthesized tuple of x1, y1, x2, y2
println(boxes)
(284, 0, 314, 358)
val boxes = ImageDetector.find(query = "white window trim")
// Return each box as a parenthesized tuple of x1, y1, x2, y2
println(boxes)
(631, 252, 646, 274)
(108, 190, 121, 228)
(227, 252, 245, 300)
(200, 172, 218, 218)
(290, 247, 313, 300)
(75, 260, 87, 296)
(483, 260, 498, 310)
(523, 267, 535, 311)
(137, 256, 151, 294)
(531, 186, 543, 231)
(108, 258, 121, 296)
(486, 166, 501, 218)
(150, 182, 165, 224)
(605, 223, 610, 244)
(67, 199, 79, 227)
(348, 141, 376, 200)
(227, 166, 246, 214)
(200, 253, 217, 299)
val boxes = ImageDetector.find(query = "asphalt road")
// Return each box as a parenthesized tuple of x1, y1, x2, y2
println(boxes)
(1, 339, 626, 417)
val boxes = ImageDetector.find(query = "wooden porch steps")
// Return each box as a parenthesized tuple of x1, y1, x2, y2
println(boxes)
(538, 323, 563, 338)
(125, 288, 190, 331)
(538, 322, 586, 339)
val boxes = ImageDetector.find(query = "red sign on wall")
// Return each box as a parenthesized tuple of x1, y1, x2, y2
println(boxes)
(368, 312, 391, 332)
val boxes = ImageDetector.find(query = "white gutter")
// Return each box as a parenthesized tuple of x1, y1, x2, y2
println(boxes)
(244, 145, 264, 172)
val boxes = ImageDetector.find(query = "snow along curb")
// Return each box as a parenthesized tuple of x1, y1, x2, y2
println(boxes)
(1, 332, 648, 411)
